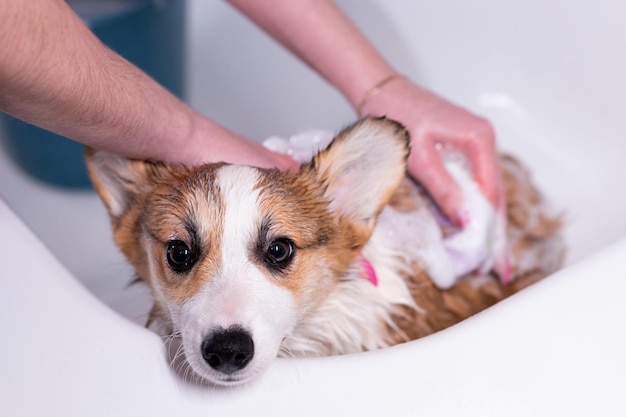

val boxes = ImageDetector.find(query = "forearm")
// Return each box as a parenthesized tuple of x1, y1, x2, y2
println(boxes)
(0, 0, 212, 165)
(227, 0, 396, 110)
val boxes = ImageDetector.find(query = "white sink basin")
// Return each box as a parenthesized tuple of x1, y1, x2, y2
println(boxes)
(2, 1, 626, 415)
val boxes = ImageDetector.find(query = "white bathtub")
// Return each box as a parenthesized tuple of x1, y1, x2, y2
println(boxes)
(1, 0, 626, 415)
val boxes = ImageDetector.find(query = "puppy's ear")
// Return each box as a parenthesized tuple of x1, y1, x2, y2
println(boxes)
(308, 116, 410, 229)
(84, 147, 173, 219)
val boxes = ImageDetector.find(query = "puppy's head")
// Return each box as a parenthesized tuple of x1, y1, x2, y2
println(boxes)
(86, 117, 409, 386)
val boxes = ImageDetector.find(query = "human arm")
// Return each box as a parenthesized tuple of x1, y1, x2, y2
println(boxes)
(227, 0, 503, 223)
(0, 0, 294, 169)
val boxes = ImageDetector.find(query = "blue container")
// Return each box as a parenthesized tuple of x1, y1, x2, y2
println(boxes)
(0, 0, 186, 188)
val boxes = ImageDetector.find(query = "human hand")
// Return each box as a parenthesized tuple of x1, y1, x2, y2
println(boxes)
(175, 115, 300, 172)
(199, 131, 299, 171)
(358, 76, 509, 281)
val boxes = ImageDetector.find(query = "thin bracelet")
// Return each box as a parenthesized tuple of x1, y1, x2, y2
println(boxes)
(356, 74, 405, 114)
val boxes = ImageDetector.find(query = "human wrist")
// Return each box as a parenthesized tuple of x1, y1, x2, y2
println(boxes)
(340, 66, 395, 111)
(354, 73, 406, 116)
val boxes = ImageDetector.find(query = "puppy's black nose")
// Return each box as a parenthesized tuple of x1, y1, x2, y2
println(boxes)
(202, 327, 254, 374)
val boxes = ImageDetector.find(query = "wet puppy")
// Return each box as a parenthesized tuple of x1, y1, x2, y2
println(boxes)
(86, 117, 563, 386)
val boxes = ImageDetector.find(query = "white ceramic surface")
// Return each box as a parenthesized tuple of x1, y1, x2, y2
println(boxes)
(1, 1, 626, 415)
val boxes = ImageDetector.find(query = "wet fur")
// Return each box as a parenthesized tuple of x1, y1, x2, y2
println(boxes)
(86, 116, 564, 384)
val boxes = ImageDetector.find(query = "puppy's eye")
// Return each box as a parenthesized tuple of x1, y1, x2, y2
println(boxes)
(166, 240, 195, 273)
(265, 238, 295, 266)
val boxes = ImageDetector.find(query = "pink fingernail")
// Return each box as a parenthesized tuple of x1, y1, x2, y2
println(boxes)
(500, 256, 512, 285)
(454, 209, 471, 228)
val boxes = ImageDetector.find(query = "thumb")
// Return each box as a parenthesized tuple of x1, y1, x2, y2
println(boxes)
(270, 150, 300, 173)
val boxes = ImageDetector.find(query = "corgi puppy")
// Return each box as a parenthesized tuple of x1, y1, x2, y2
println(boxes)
(85, 117, 563, 386)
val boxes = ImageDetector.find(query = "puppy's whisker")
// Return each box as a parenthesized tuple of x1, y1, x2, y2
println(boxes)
(162, 330, 181, 344)
(278, 345, 295, 358)
(279, 334, 308, 358)
(170, 345, 185, 367)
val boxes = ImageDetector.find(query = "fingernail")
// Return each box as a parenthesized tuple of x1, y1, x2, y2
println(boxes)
(499, 256, 512, 285)
(454, 209, 470, 228)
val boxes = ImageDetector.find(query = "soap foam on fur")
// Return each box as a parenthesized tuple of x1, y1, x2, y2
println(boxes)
(86, 117, 564, 386)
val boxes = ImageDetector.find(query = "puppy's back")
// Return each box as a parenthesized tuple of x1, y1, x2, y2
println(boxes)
(390, 155, 564, 342)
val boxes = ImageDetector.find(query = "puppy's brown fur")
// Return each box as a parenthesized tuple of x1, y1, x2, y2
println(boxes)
(385, 155, 563, 341)
(86, 116, 563, 366)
